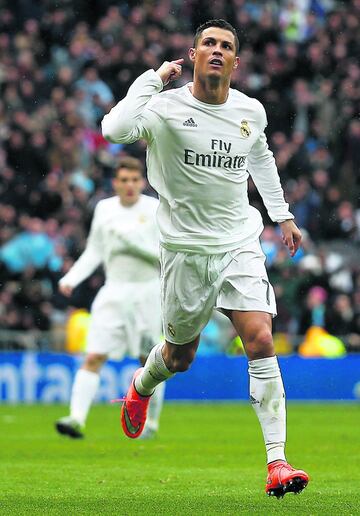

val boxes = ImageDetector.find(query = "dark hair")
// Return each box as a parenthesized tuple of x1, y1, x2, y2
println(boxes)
(194, 19, 239, 54)
(115, 156, 143, 176)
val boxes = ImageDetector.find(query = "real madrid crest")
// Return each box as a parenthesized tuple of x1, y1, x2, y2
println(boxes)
(240, 119, 251, 138)
(167, 323, 176, 338)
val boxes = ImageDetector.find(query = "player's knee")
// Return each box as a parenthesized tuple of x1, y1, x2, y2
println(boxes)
(84, 353, 106, 371)
(167, 349, 196, 372)
(171, 358, 190, 372)
(163, 339, 198, 372)
(245, 329, 274, 360)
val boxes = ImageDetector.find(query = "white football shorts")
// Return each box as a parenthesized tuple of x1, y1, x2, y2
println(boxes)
(160, 239, 276, 345)
(86, 278, 161, 359)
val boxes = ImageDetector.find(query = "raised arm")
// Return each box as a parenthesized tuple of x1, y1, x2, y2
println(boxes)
(101, 60, 183, 144)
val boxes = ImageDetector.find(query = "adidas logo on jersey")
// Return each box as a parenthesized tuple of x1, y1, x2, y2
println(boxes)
(183, 117, 197, 127)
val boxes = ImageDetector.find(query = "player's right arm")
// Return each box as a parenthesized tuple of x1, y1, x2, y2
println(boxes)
(58, 205, 103, 296)
(101, 60, 183, 144)
(116, 219, 160, 266)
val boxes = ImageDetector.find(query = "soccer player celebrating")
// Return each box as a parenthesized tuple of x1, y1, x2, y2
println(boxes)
(55, 157, 164, 440)
(102, 20, 309, 497)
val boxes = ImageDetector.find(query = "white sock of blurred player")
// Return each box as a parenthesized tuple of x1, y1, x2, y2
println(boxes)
(145, 381, 165, 432)
(248, 356, 286, 464)
(70, 369, 99, 426)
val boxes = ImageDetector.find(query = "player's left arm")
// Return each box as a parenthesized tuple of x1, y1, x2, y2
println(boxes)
(247, 103, 301, 256)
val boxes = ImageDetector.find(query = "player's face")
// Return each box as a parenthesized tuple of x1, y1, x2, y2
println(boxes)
(189, 27, 239, 81)
(113, 168, 144, 206)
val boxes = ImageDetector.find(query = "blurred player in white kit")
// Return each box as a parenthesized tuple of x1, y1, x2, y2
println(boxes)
(55, 156, 164, 439)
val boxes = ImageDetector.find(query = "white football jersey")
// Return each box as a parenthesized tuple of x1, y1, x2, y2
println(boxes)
(60, 194, 159, 288)
(102, 70, 293, 254)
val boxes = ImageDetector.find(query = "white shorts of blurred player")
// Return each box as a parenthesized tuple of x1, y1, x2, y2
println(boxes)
(86, 278, 161, 359)
(161, 239, 277, 345)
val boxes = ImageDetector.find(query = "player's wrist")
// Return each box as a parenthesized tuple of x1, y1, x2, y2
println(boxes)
(277, 218, 294, 224)
(151, 69, 164, 87)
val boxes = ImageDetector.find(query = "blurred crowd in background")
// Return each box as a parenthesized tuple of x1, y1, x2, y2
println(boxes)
(0, 0, 359, 353)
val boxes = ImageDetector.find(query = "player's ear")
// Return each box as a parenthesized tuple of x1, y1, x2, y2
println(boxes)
(233, 56, 240, 69)
(188, 47, 196, 63)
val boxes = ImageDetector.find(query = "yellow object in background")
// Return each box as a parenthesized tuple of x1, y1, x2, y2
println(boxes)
(65, 309, 91, 353)
(228, 335, 245, 355)
(228, 332, 293, 356)
(273, 333, 293, 355)
(298, 326, 346, 358)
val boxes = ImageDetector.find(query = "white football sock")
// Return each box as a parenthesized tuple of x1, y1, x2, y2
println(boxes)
(70, 369, 100, 426)
(145, 382, 166, 432)
(248, 356, 286, 464)
(135, 343, 174, 396)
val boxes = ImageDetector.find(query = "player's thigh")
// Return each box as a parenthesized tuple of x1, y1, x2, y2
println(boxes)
(160, 248, 217, 345)
(137, 279, 162, 357)
(86, 322, 128, 358)
(87, 287, 129, 357)
(217, 240, 277, 315)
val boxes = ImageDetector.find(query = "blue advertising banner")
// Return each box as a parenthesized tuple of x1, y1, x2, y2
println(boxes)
(0, 352, 359, 403)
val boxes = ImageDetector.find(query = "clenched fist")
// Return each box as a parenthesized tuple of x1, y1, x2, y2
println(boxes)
(156, 59, 184, 86)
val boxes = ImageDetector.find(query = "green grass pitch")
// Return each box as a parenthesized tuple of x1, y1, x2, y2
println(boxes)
(0, 403, 359, 515)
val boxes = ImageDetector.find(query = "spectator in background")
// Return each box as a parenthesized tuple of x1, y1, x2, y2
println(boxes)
(0, 217, 63, 274)
(75, 63, 114, 126)
(299, 285, 328, 335)
(326, 294, 354, 336)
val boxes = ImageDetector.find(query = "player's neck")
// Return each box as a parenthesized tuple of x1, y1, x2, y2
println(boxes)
(191, 76, 230, 105)
(118, 197, 139, 208)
